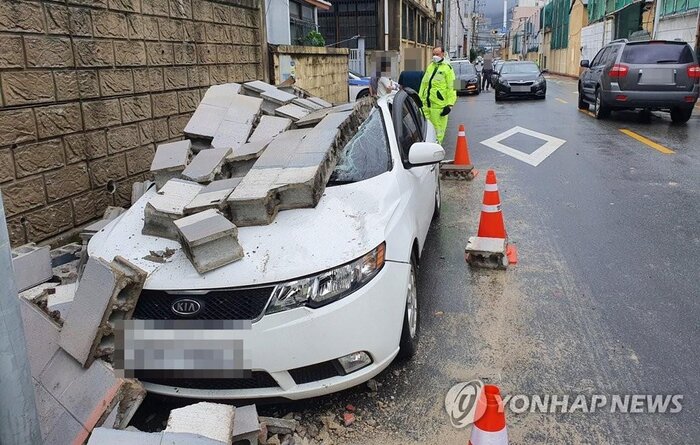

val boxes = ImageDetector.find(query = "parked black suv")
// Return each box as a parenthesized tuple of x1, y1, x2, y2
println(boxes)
(578, 39, 700, 123)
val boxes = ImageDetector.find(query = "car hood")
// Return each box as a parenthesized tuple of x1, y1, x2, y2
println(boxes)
(501, 73, 543, 82)
(457, 74, 478, 81)
(88, 173, 400, 290)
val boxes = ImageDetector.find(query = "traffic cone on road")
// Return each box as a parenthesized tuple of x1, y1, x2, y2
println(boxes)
(440, 124, 477, 180)
(465, 170, 518, 269)
(468, 385, 509, 445)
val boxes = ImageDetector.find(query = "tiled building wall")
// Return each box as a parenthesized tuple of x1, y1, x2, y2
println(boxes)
(0, 0, 264, 246)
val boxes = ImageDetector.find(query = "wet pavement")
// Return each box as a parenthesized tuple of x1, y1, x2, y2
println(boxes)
(133, 77, 700, 444)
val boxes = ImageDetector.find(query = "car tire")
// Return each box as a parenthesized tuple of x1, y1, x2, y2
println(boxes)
(577, 85, 588, 110)
(433, 176, 441, 220)
(398, 257, 419, 360)
(594, 88, 610, 119)
(495, 94, 501, 102)
(670, 107, 692, 124)
(356, 89, 370, 100)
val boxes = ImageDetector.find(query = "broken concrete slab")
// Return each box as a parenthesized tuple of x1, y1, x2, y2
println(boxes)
(261, 88, 297, 105)
(274, 103, 311, 121)
(181, 147, 232, 183)
(19, 297, 61, 378)
(151, 140, 192, 189)
(211, 95, 263, 150)
(242, 80, 277, 97)
(201, 83, 242, 107)
(88, 428, 230, 445)
(232, 405, 260, 445)
(292, 97, 324, 111)
(259, 417, 297, 436)
(294, 108, 333, 128)
(307, 96, 333, 108)
(227, 101, 374, 226)
(143, 179, 204, 240)
(184, 177, 243, 215)
(465, 236, 509, 269)
(47, 282, 76, 319)
(184, 103, 227, 139)
(227, 140, 271, 163)
(166, 402, 235, 444)
(59, 256, 146, 367)
(174, 209, 244, 274)
(11, 243, 53, 292)
(249, 115, 292, 143)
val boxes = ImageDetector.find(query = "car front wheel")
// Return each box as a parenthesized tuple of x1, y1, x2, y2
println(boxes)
(398, 258, 419, 359)
(577, 85, 588, 110)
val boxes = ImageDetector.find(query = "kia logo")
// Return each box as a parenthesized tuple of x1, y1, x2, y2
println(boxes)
(171, 298, 202, 316)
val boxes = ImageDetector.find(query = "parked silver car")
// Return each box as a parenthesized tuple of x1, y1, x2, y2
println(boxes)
(578, 39, 700, 123)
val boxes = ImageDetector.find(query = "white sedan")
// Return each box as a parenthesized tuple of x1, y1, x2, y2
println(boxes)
(88, 90, 444, 400)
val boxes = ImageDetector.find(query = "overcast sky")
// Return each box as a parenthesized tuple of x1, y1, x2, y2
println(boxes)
(481, 0, 517, 29)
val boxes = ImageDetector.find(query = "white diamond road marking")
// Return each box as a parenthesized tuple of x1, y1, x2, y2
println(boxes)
(479, 126, 566, 167)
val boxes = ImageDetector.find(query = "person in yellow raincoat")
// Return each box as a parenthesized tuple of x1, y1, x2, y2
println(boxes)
(419, 46, 456, 144)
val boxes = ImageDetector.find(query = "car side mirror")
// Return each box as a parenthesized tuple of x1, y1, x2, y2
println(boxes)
(541, 69, 549, 74)
(408, 142, 445, 166)
(580, 60, 590, 68)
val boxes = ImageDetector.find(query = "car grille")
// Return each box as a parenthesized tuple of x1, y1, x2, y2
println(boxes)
(135, 370, 279, 390)
(289, 360, 344, 384)
(510, 81, 534, 86)
(132, 287, 275, 321)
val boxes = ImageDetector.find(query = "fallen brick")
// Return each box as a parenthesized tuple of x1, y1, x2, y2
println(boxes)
(174, 209, 244, 274)
(259, 417, 297, 436)
(142, 179, 204, 240)
(181, 147, 232, 183)
(248, 115, 291, 143)
(184, 177, 243, 215)
(166, 402, 235, 444)
(274, 104, 310, 121)
(11, 242, 53, 292)
(150, 140, 192, 189)
(232, 405, 260, 445)
(59, 256, 146, 367)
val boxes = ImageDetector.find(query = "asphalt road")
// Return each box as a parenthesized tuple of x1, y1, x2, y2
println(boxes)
(134, 79, 700, 444)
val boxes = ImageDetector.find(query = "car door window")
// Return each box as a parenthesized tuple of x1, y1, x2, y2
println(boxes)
(404, 95, 425, 139)
(593, 47, 610, 68)
(397, 102, 422, 163)
(605, 45, 620, 65)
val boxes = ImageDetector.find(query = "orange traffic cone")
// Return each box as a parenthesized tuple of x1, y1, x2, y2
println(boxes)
(441, 124, 477, 180)
(454, 124, 472, 166)
(465, 170, 517, 268)
(468, 385, 509, 445)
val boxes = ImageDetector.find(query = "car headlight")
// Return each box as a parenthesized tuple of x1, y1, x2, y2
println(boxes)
(535, 77, 545, 85)
(500, 78, 509, 86)
(266, 243, 386, 314)
(467, 79, 477, 84)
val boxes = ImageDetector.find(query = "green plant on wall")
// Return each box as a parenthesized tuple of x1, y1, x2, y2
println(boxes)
(304, 31, 325, 47)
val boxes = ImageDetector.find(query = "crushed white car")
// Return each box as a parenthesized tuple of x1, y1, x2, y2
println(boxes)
(88, 88, 444, 400)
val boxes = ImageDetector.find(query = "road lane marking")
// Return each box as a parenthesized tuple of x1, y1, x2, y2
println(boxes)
(619, 129, 674, 154)
(480, 126, 566, 167)
(578, 109, 595, 118)
(556, 97, 568, 104)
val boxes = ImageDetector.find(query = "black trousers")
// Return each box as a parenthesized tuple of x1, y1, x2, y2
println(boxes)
(482, 69, 493, 89)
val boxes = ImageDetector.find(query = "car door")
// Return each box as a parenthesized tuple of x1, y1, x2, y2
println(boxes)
(392, 92, 436, 244)
(583, 47, 608, 98)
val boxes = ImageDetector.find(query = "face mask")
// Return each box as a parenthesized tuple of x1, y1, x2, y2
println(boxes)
(432, 55, 443, 63)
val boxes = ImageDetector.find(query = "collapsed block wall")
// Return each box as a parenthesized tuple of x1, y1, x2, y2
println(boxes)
(271, 45, 349, 105)
(0, 0, 264, 247)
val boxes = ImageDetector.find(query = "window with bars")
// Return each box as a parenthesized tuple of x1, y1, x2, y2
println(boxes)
(317, 0, 379, 49)
(290, 0, 317, 45)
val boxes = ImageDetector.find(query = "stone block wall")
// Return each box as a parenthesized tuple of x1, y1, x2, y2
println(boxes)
(0, 0, 264, 247)
(272, 45, 349, 105)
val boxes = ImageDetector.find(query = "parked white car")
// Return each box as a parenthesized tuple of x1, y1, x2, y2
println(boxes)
(348, 71, 371, 101)
(88, 90, 444, 400)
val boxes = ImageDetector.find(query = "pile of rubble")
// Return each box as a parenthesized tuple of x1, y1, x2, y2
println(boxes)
(143, 80, 373, 274)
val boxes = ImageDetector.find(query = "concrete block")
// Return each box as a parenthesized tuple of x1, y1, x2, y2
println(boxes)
(88, 428, 162, 445)
(59, 256, 146, 366)
(11, 243, 53, 292)
(161, 432, 230, 445)
(151, 140, 192, 189)
(143, 179, 204, 239)
(184, 177, 243, 215)
(294, 108, 333, 128)
(292, 97, 324, 111)
(43, 404, 90, 445)
(19, 297, 61, 378)
(307, 96, 333, 108)
(211, 122, 253, 150)
(227, 140, 271, 163)
(174, 209, 244, 274)
(33, 378, 65, 441)
(232, 405, 260, 445)
(465, 236, 508, 269)
(249, 116, 291, 143)
(181, 148, 232, 183)
(132, 181, 146, 205)
(201, 83, 242, 108)
(184, 103, 226, 138)
(261, 88, 297, 105)
(47, 282, 77, 318)
(242, 80, 276, 97)
(259, 417, 297, 435)
(166, 402, 235, 444)
(274, 104, 310, 121)
(81, 206, 126, 242)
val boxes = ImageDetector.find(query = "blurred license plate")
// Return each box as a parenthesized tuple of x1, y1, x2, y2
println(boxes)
(640, 69, 673, 84)
(511, 86, 530, 92)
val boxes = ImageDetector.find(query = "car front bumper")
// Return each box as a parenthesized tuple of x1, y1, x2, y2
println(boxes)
(495, 83, 546, 97)
(132, 261, 411, 400)
(602, 86, 699, 109)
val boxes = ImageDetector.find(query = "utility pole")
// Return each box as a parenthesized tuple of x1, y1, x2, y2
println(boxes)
(0, 194, 41, 445)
